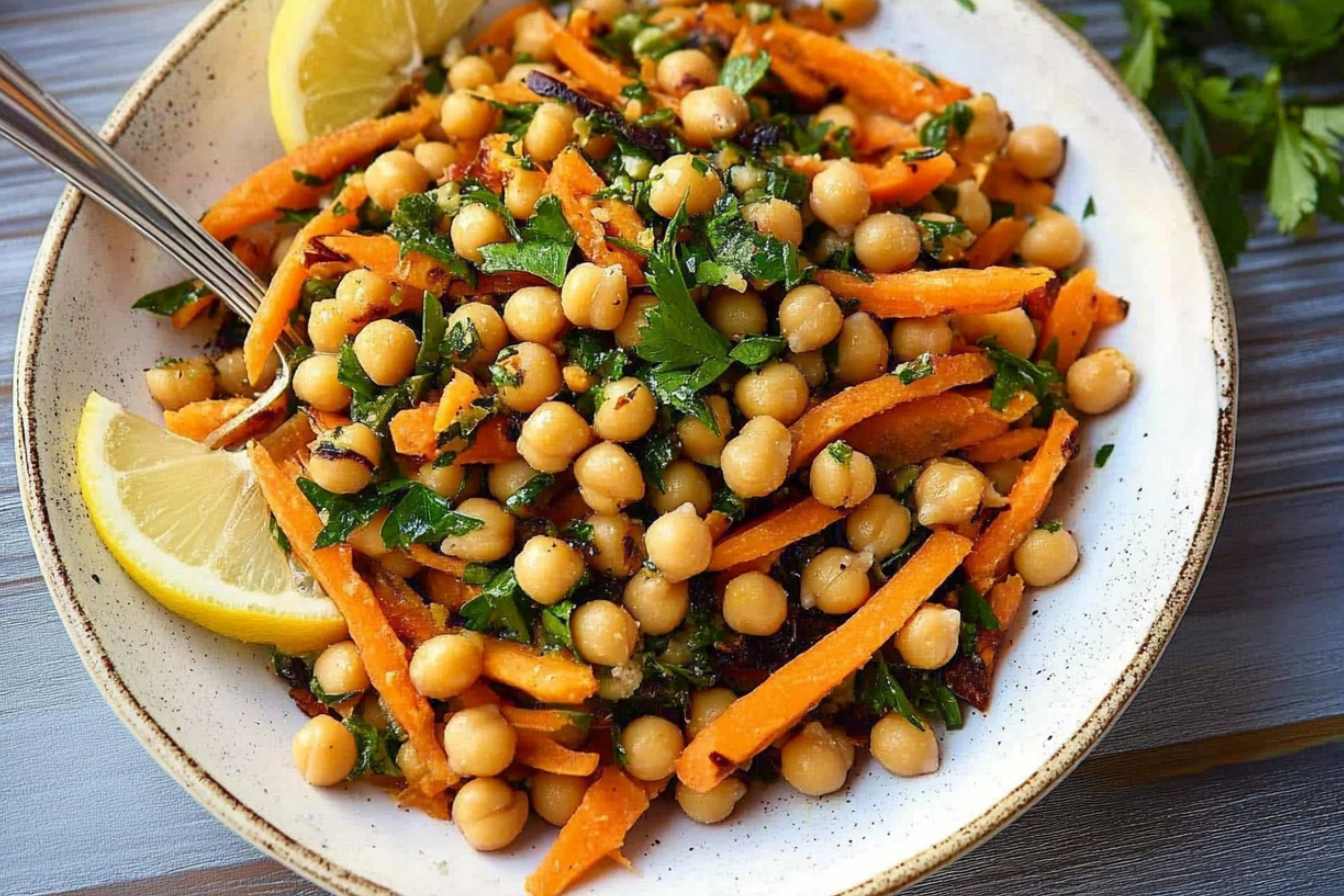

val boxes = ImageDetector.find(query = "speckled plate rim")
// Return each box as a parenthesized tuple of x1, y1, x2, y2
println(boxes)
(12, 1, 1237, 893)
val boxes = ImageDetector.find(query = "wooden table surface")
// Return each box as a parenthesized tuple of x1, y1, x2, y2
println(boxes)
(1, 2, 1341, 894)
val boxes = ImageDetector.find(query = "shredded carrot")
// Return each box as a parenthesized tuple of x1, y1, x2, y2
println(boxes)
(407, 544, 468, 577)
(499, 705, 578, 734)
(201, 98, 438, 241)
(814, 267, 1056, 319)
(433, 368, 482, 433)
(370, 568, 444, 647)
(981, 160, 1054, 212)
(481, 638, 598, 705)
(1036, 267, 1098, 370)
(788, 352, 996, 471)
(258, 412, 316, 462)
(390, 406, 518, 463)
(961, 427, 1047, 464)
(243, 179, 366, 384)
(468, 2, 543, 50)
(316, 233, 450, 295)
(844, 389, 1037, 467)
(543, 10, 634, 101)
(676, 531, 972, 793)
(547, 148, 646, 284)
(708, 498, 844, 572)
(964, 410, 1079, 590)
(526, 766, 651, 896)
(247, 445, 455, 795)
(1096, 287, 1130, 327)
(964, 217, 1030, 269)
(515, 730, 601, 776)
(164, 397, 283, 446)
(455, 681, 502, 708)
(785, 153, 955, 205)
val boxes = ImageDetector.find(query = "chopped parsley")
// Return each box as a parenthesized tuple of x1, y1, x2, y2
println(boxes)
(827, 440, 854, 466)
(918, 101, 972, 151)
(291, 169, 324, 187)
(1094, 443, 1115, 468)
(893, 352, 936, 385)
(478, 194, 576, 286)
(719, 51, 771, 96)
(459, 568, 533, 643)
(379, 483, 484, 550)
(132, 279, 208, 316)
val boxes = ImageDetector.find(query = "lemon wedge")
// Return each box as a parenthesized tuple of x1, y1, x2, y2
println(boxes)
(76, 392, 346, 652)
(268, 0, 486, 151)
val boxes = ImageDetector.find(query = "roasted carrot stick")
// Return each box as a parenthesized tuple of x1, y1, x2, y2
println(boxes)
(390, 407, 518, 463)
(676, 531, 972, 793)
(814, 267, 1056, 319)
(259, 412, 316, 462)
(164, 397, 283, 446)
(481, 638, 598, 705)
(526, 766, 650, 896)
(370, 568, 444, 647)
(548, 148, 645, 284)
(500, 706, 579, 734)
(433, 368, 482, 433)
(945, 574, 1026, 710)
(964, 217, 1030, 269)
(844, 389, 1037, 466)
(1036, 267, 1098, 370)
(542, 10, 634, 101)
(1095, 287, 1130, 327)
(515, 730, 601, 776)
(708, 498, 844, 572)
(785, 153, 955, 205)
(961, 427, 1047, 464)
(981, 159, 1054, 212)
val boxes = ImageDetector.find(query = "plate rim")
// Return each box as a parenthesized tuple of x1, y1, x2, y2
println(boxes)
(11, 0, 1237, 893)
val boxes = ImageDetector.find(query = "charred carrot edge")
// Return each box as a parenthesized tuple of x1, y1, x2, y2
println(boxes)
(964, 410, 1079, 589)
(242, 179, 366, 383)
(481, 638, 598, 705)
(785, 153, 955, 206)
(525, 766, 650, 896)
(814, 267, 1056, 319)
(370, 568, 444, 647)
(982, 160, 1054, 212)
(390, 406, 518, 463)
(965, 217, 1030, 269)
(708, 497, 844, 572)
(676, 531, 972, 793)
(468, 1, 543, 50)
(515, 730, 601, 776)
(543, 10, 634, 101)
(548, 148, 646, 285)
(843, 388, 1037, 467)
(247, 445, 456, 795)
(259, 412, 316, 462)
(434, 368, 482, 433)
(961, 427, 1047, 464)
(1036, 267, 1098, 370)
(1095, 287, 1130, 327)
(946, 573, 1026, 711)
(201, 98, 438, 241)
(788, 352, 996, 471)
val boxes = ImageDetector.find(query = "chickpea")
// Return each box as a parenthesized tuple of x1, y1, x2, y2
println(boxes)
(677, 395, 733, 467)
(743, 199, 804, 247)
(720, 415, 792, 498)
(846, 495, 912, 557)
(676, 778, 747, 824)
(587, 512, 645, 577)
(913, 459, 987, 526)
(1018, 210, 1084, 270)
(789, 350, 828, 389)
(833, 312, 889, 385)
(1008, 124, 1065, 180)
(452, 778, 529, 851)
(956, 308, 1037, 357)
(890, 317, 953, 361)
(780, 721, 854, 796)
(953, 180, 993, 234)
(809, 160, 871, 234)
(311, 640, 369, 697)
(561, 262, 629, 331)
(645, 503, 713, 583)
(494, 342, 562, 413)
(706, 288, 768, 340)
(410, 632, 484, 699)
(578, 0, 627, 24)
(441, 497, 516, 562)
(801, 547, 873, 614)
(513, 535, 586, 606)
(487, 457, 542, 506)
(443, 704, 517, 777)
(984, 457, 1024, 496)
(723, 571, 788, 636)
(346, 513, 393, 560)
(657, 48, 718, 95)
(649, 459, 711, 515)
(451, 202, 510, 263)
(688, 687, 736, 737)
(1066, 348, 1136, 414)
(365, 150, 430, 211)
(1014, 526, 1080, 586)
(593, 377, 657, 443)
(623, 568, 689, 636)
(574, 441, 646, 514)
(525, 102, 577, 163)
(307, 424, 381, 494)
(442, 89, 499, 141)
(448, 302, 509, 368)
(810, 228, 851, 265)
(821, 0, 878, 27)
(530, 771, 589, 826)
(959, 93, 1009, 159)
(215, 347, 277, 397)
(413, 141, 461, 181)
(503, 286, 566, 344)
(504, 167, 548, 219)
(351, 318, 418, 387)
(517, 405, 592, 478)
(852, 212, 921, 274)
(734, 361, 809, 424)
(513, 9, 557, 62)
(449, 55, 497, 91)
(504, 61, 559, 85)
(307, 299, 354, 354)
(681, 85, 750, 147)
(870, 713, 939, 777)
(621, 715, 684, 782)
(778, 284, 843, 353)
(810, 443, 878, 509)
(572, 599, 639, 666)
(815, 103, 859, 138)
(895, 604, 961, 669)
(291, 715, 357, 786)
(145, 356, 214, 411)
(614, 293, 659, 349)
(649, 154, 725, 218)
(335, 269, 395, 323)
(291, 354, 350, 412)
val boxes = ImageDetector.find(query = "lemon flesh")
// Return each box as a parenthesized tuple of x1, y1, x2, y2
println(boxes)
(268, 0, 485, 151)
(76, 392, 346, 652)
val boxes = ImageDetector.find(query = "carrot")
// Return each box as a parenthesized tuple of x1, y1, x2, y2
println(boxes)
(177, 234, 273, 328)
(370, 568, 444, 647)
(482, 638, 598, 705)
(433, 368, 482, 432)
(963, 410, 1079, 590)
(316, 233, 450, 295)
(408, 544, 468, 577)
(421, 567, 479, 610)
(242, 179, 366, 384)
(964, 217, 1030, 269)
(390, 406, 518, 463)
(844, 389, 1037, 466)
(201, 98, 438, 241)
(814, 267, 1056, 319)
(981, 160, 1054, 212)
(708, 498, 844, 572)
(677, 530, 972, 793)
(1095, 287, 1130, 327)
(733, 26, 829, 103)
(788, 352, 996, 471)
(855, 112, 919, 156)
(247, 445, 455, 795)
(548, 148, 646, 284)
(500, 706, 578, 734)
(945, 574, 1025, 710)
(1036, 267, 1098, 370)
(787, 4, 843, 34)
(396, 786, 451, 821)
(785, 153, 955, 205)
(259, 412, 316, 462)
(543, 10, 634, 101)
(515, 730, 601, 776)
(961, 427, 1046, 464)
(468, 2, 543, 50)
(526, 766, 650, 896)
(164, 398, 283, 446)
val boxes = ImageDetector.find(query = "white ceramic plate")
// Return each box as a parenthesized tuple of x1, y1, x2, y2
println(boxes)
(14, 1, 1236, 893)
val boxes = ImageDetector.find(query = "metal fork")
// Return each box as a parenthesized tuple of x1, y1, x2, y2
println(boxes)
(0, 49, 293, 448)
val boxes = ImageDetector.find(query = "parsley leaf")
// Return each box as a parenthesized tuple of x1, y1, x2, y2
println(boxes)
(297, 478, 410, 549)
(827, 440, 853, 465)
(388, 193, 472, 280)
(132, 279, 208, 316)
(701, 195, 808, 289)
(728, 335, 788, 369)
(380, 483, 484, 550)
(859, 654, 925, 730)
(459, 568, 533, 643)
(893, 352, 936, 385)
(712, 488, 748, 523)
(636, 425, 681, 491)
(1095, 443, 1116, 467)
(918, 101, 972, 150)
(460, 179, 523, 240)
(1268, 103, 1344, 233)
(565, 331, 629, 382)
(636, 205, 731, 369)
(984, 343, 1064, 418)
(344, 714, 403, 779)
(479, 194, 576, 286)
(540, 600, 577, 653)
(959, 583, 1000, 631)
(719, 51, 771, 96)
(503, 473, 555, 515)
(415, 293, 448, 375)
